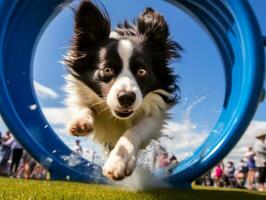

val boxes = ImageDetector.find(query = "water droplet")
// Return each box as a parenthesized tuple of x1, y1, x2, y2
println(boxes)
(46, 157, 53, 163)
(29, 104, 37, 111)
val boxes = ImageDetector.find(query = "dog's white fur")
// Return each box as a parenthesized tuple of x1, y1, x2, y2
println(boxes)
(106, 40, 143, 116)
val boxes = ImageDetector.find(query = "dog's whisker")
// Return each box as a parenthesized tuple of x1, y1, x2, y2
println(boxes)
(107, 113, 115, 120)
(90, 101, 106, 108)
(97, 108, 110, 116)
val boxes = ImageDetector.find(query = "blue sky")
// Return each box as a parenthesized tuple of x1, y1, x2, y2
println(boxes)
(1, 0, 266, 163)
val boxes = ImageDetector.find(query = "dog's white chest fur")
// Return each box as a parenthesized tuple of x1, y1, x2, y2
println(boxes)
(65, 75, 169, 150)
(92, 106, 134, 149)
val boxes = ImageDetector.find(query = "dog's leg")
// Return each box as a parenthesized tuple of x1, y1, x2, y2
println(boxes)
(102, 116, 163, 180)
(67, 107, 94, 137)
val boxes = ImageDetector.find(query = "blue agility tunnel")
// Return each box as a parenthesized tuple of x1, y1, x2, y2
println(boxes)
(0, 0, 265, 188)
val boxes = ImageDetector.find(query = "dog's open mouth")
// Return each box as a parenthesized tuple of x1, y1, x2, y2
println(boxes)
(114, 109, 134, 118)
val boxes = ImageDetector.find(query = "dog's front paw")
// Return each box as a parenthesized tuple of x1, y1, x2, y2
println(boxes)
(68, 119, 93, 137)
(102, 148, 136, 180)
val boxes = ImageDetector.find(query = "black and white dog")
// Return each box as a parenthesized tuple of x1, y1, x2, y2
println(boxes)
(64, 0, 182, 180)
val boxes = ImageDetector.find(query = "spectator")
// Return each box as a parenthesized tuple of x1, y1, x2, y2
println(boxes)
(0, 130, 3, 160)
(152, 143, 167, 170)
(168, 155, 179, 175)
(155, 152, 171, 177)
(169, 155, 178, 165)
(74, 139, 83, 155)
(198, 171, 213, 186)
(9, 138, 23, 176)
(245, 147, 256, 190)
(213, 163, 223, 187)
(0, 131, 12, 175)
(235, 159, 248, 188)
(158, 152, 170, 168)
(254, 132, 266, 192)
(0, 130, 2, 146)
(223, 161, 236, 187)
(30, 164, 47, 180)
(16, 152, 36, 179)
(90, 150, 95, 163)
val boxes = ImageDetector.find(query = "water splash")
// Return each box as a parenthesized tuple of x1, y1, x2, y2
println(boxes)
(183, 96, 206, 121)
(61, 153, 82, 167)
(135, 96, 208, 172)
(114, 167, 170, 191)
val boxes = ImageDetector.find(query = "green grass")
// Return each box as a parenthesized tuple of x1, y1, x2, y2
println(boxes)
(0, 177, 265, 200)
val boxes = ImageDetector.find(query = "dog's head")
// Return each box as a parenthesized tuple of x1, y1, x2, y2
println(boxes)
(65, 1, 182, 119)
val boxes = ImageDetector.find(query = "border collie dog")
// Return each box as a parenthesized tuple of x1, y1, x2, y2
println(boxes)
(64, 0, 182, 180)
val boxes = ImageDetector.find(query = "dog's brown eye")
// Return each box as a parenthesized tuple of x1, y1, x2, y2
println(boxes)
(103, 67, 114, 77)
(137, 68, 147, 78)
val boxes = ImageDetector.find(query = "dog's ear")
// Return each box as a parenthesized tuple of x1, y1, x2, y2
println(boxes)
(137, 8, 168, 43)
(136, 8, 182, 61)
(64, 1, 111, 76)
(73, 0, 111, 51)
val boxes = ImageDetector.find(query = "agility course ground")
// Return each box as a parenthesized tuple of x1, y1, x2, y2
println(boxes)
(0, 177, 265, 200)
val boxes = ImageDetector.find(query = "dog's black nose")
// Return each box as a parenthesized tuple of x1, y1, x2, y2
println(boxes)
(117, 91, 136, 107)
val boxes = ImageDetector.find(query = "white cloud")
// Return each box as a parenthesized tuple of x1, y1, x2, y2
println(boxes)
(34, 81, 59, 99)
(41, 107, 69, 126)
(226, 120, 266, 162)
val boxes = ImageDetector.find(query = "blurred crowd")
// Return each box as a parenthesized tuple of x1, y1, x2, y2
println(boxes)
(196, 132, 266, 192)
(0, 130, 49, 180)
(1, 128, 265, 193)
